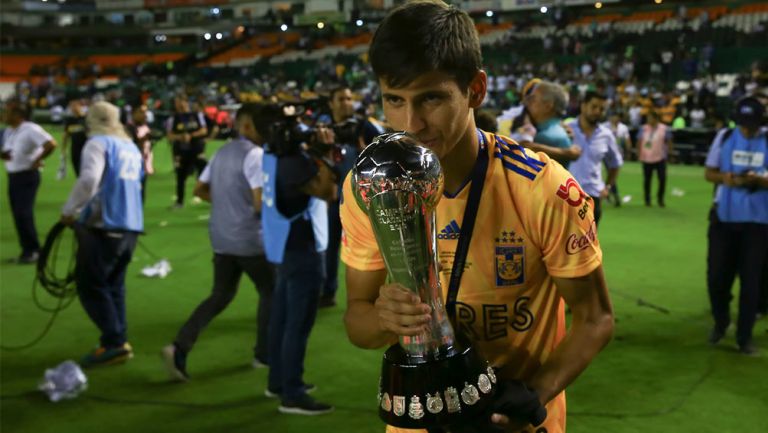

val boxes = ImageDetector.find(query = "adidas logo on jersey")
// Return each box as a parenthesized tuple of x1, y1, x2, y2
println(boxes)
(438, 220, 461, 240)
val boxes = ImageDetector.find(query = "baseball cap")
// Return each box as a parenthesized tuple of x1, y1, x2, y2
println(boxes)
(733, 96, 766, 129)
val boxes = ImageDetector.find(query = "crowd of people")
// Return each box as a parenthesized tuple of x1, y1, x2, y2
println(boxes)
(2, 1, 767, 432)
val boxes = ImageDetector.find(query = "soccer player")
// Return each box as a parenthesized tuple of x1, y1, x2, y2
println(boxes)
(166, 94, 208, 208)
(339, 2, 614, 432)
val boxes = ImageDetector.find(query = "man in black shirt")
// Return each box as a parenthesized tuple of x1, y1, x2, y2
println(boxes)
(61, 99, 88, 176)
(166, 95, 208, 208)
(261, 122, 338, 415)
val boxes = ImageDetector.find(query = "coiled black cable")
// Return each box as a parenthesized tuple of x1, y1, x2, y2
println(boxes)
(1, 222, 78, 351)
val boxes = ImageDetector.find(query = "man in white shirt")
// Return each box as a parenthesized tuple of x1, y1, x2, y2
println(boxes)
(1, 100, 57, 263)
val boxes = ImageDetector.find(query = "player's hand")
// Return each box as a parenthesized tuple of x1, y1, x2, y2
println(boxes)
(600, 187, 610, 199)
(488, 380, 547, 430)
(32, 158, 44, 169)
(374, 283, 431, 337)
(0, 151, 10, 161)
(60, 214, 77, 226)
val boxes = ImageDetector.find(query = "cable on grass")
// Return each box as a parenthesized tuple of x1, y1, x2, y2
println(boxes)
(1, 223, 77, 351)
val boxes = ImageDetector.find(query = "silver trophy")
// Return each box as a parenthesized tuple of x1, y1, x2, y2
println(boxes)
(352, 132, 496, 429)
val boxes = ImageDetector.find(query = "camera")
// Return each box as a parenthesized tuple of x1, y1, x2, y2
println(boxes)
(263, 102, 363, 171)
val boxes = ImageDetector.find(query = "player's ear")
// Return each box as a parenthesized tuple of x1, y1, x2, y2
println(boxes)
(468, 70, 487, 109)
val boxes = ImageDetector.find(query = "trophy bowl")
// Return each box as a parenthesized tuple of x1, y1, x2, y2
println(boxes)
(352, 132, 496, 429)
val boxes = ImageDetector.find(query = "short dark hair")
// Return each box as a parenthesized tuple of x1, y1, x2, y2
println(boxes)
(474, 108, 498, 133)
(328, 84, 351, 101)
(237, 103, 276, 137)
(5, 99, 30, 120)
(369, 0, 482, 90)
(582, 91, 607, 105)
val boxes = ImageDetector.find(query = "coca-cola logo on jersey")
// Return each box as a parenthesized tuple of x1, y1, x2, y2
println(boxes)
(565, 220, 597, 255)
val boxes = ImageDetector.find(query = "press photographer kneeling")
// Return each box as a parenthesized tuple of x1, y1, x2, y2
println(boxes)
(261, 104, 338, 415)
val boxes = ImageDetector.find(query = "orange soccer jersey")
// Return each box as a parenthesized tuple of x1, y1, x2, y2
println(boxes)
(340, 131, 602, 433)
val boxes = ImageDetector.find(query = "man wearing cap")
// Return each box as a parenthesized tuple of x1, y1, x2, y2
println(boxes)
(60, 101, 144, 367)
(704, 96, 768, 356)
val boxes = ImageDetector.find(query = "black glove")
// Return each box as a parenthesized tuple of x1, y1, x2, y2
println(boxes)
(440, 380, 546, 433)
(491, 380, 547, 427)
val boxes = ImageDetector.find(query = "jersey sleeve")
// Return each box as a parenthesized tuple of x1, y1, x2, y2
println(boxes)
(529, 159, 602, 279)
(339, 171, 386, 271)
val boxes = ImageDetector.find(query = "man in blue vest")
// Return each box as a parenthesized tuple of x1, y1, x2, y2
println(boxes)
(261, 107, 338, 415)
(161, 103, 275, 381)
(60, 101, 144, 367)
(704, 96, 768, 356)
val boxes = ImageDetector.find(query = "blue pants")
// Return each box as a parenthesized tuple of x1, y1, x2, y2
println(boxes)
(75, 226, 138, 348)
(267, 250, 325, 400)
(7, 170, 41, 257)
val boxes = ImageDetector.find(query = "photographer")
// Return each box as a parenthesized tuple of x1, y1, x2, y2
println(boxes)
(261, 105, 337, 415)
(319, 86, 384, 308)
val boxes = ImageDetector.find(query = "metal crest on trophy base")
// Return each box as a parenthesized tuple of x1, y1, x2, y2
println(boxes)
(352, 132, 496, 429)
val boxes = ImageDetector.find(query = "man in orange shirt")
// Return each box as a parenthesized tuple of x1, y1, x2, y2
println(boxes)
(339, 1, 614, 432)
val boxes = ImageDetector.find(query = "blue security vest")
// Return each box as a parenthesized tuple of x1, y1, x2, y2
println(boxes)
(261, 152, 328, 264)
(79, 135, 144, 232)
(716, 128, 768, 224)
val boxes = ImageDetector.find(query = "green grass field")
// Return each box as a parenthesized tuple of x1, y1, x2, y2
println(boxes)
(1, 127, 766, 433)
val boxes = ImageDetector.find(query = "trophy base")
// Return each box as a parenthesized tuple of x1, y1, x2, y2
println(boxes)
(378, 338, 497, 429)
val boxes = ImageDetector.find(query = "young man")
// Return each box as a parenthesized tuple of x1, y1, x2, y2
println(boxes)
(2, 99, 57, 264)
(567, 92, 623, 226)
(60, 101, 143, 367)
(162, 104, 274, 380)
(339, 2, 614, 432)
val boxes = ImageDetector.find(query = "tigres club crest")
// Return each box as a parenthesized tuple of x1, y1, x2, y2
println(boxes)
(495, 230, 524, 286)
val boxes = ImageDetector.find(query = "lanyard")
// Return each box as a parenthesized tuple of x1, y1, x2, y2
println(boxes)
(446, 129, 489, 322)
